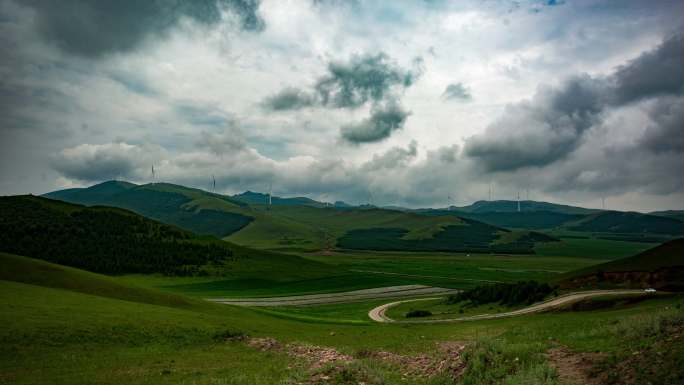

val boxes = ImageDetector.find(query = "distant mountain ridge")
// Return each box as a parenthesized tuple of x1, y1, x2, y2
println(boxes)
(45, 181, 254, 238)
(451, 200, 600, 215)
(43, 181, 684, 251)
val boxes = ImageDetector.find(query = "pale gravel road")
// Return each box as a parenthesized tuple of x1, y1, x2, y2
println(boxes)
(208, 285, 461, 307)
(368, 289, 651, 323)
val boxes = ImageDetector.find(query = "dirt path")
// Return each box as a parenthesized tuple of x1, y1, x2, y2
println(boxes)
(208, 285, 460, 306)
(546, 346, 603, 385)
(368, 289, 650, 323)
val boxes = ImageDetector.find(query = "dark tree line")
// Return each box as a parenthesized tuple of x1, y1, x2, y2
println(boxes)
(447, 280, 556, 307)
(0, 196, 234, 275)
(336, 219, 556, 254)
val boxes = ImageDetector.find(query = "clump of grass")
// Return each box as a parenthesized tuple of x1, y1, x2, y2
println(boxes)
(590, 309, 684, 385)
(212, 329, 246, 342)
(406, 310, 432, 318)
(458, 338, 559, 385)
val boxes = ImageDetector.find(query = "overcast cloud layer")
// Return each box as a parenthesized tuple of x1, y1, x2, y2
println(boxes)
(1, 0, 684, 211)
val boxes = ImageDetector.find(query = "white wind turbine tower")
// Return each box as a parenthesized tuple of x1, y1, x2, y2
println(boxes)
(212, 175, 216, 193)
(268, 183, 273, 206)
(517, 191, 521, 212)
(151, 164, 156, 184)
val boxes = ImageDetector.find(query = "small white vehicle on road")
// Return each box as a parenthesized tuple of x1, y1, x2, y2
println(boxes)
(644, 288, 657, 293)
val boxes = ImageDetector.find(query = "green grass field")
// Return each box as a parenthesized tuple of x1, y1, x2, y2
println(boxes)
(2, 270, 683, 384)
(114, 249, 608, 298)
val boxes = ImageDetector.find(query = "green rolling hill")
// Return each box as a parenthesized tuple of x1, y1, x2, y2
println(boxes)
(420, 203, 684, 241)
(566, 211, 684, 236)
(44, 181, 255, 238)
(557, 238, 684, 290)
(451, 200, 600, 215)
(44, 181, 558, 254)
(43, 181, 684, 254)
(649, 210, 684, 223)
(0, 252, 198, 308)
(0, 195, 332, 278)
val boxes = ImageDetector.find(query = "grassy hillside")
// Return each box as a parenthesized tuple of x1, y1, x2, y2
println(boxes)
(0, 252, 198, 308)
(451, 200, 599, 215)
(0, 195, 332, 278)
(557, 238, 684, 290)
(2, 250, 683, 385)
(45, 181, 255, 238)
(46, 181, 558, 253)
(567, 211, 684, 236)
(651, 210, 684, 222)
(336, 221, 556, 254)
(423, 209, 584, 230)
(232, 190, 326, 207)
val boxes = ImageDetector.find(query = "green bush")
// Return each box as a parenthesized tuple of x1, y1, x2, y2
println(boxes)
(447, 281, 556, 307)
(405, 309, 432, 318)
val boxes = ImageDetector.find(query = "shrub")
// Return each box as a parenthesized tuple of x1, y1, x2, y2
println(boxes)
(406, 310, 432, 318)
(446, 281, 556, 307)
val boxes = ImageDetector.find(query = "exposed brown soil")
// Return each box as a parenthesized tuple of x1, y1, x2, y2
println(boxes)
(245, 337, 467, 384)
(358, 341, 467, 379)
(546, 345, 604, 385)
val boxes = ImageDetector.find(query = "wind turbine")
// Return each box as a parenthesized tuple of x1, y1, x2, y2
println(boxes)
(151, 164, 156, 183)
(212, 175, 216, 193)
(517, 191, 521, 212)
(268, 183, 273, 206)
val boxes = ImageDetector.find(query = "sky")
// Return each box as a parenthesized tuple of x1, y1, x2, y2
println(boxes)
(1, 0, 683, 211)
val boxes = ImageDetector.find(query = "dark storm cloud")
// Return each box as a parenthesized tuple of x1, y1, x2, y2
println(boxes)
(442, 82, 472, 101)
(640, 96, 684, 154)
(51, 143, 146, 181)
(362, 140, 417, 170)
(340, 102, 410, 143)
(465, 29, 684, 172)
(18, 0, 264, 58)
(465, 74, 607, 171)
(315, 53, 420, 108)
(612, 30, 684, 104)
(265, 53, 421, 111)
(262, 87, 315, 111)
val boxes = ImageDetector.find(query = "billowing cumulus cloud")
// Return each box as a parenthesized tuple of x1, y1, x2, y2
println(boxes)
(465, 74, 607, 171)
(17, 0, 264, 57)
(340, 102, 410, 143)
(362, 140, 417, 171)
(264, 53, 420, 111)
(465, 29, 684, 172)
(612, 30, 684, 105)
(315, 53, 421, 109)
(639, 96, 684, 154)
(262, 87, 315, 111)
(52, 142, 159, 182)
(442, 82, 472, 101)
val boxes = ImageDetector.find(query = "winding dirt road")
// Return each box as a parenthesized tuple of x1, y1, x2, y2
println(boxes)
(368, 290, 650, 323)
